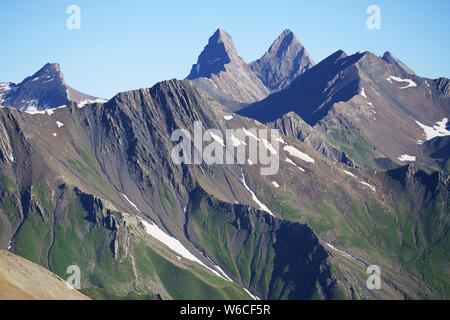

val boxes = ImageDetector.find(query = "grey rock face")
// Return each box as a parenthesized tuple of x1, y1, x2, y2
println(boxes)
(186, 29, 269, 111)
(381, 51, 415, 75)
(0, 63, 99, 111)
(250, 29, 315, 92)
(269, 112, 354, 166)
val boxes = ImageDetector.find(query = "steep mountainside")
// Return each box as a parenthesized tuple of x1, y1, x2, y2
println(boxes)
(250, 29, 315, 92)
(0, 79, 448, 299)
(186, 29, 268, 111)
(239, 50, 450, 170)
(0, 63, 103, 112)
(0, 249, 90, 300)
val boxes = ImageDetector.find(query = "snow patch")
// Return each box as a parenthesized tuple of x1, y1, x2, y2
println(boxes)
(325, 243, 357, 261)
(360, 181, 376, 192)
(275, 137, 286, 144)
(137, 216, 227, 281)
(342, 170, 356, 178)
(360, 88, 367, 98)
(283, 145, 314, 163)
(398, 154, 416, 162)
(415, 118, 450, 141)
(241, 172, 274, 216)
(77, 99, 107, 108)
(121, 193, 142, 213)
(243, 288, 260, 300)
(242, 128, 260, 141)
(206, 131, 225, 146)
(56, 121, 64, 128)
(285, 157, 305, 172)
(262, 139, 278, 155)
(272, 181, 279, 188)
(231, 134, 246, 147)
(387, 76, 417, 89)
(52, 133, 57, 137)
(224, 115, 233, 120)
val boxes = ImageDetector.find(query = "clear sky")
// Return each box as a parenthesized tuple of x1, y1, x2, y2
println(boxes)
(1, 0, 449, 99)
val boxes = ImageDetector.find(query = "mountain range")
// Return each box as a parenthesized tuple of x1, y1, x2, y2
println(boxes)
(0, 28, 448, 300)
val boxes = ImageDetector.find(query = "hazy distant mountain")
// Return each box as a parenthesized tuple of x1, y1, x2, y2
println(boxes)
(382, 51, 415, 75)
(0, 63, 103, 111)
(250, 29, 315, 92)
(239, 50, 450, 169)
(186, 29, 268, 111)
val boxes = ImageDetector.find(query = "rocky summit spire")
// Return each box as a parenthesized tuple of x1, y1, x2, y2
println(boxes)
(382, 51, 415, 75)
(186, 29, 268, 111)
(186, 29, 238, 80)
(250, 29, 315, 92)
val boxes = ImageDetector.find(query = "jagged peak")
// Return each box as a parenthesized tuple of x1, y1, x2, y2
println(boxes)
(186, 29, 240, 80)
(208, 28, 237, 55)
(381, 51, 415, 75)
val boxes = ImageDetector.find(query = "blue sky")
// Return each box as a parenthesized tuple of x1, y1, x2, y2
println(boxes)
(1, 0, 449, 99)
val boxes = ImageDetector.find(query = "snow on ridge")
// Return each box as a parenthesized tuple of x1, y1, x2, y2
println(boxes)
(283, 145, 314, 163)
(398, 154, 416, 162)
(387, 76, 417, 89)
(77, 99, 107, 108)
(414, 118, 450, 141)
(240, 172, 274, 216)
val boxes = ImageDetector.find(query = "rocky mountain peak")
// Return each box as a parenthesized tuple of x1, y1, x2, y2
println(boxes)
(186, 29, 268, 111)
(0, 63, 98, 111)
(186, 29, 238, 80)
(381, 51, 415, 75)
(250, 29, 315, 92)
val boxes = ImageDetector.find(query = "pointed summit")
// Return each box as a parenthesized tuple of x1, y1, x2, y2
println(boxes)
(381, 51, 415, 75)
(187, 29, 238, 80)
(250, 29, 315, 92)
(0, 63, 100, 111)
(186, 29, 268, 111)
